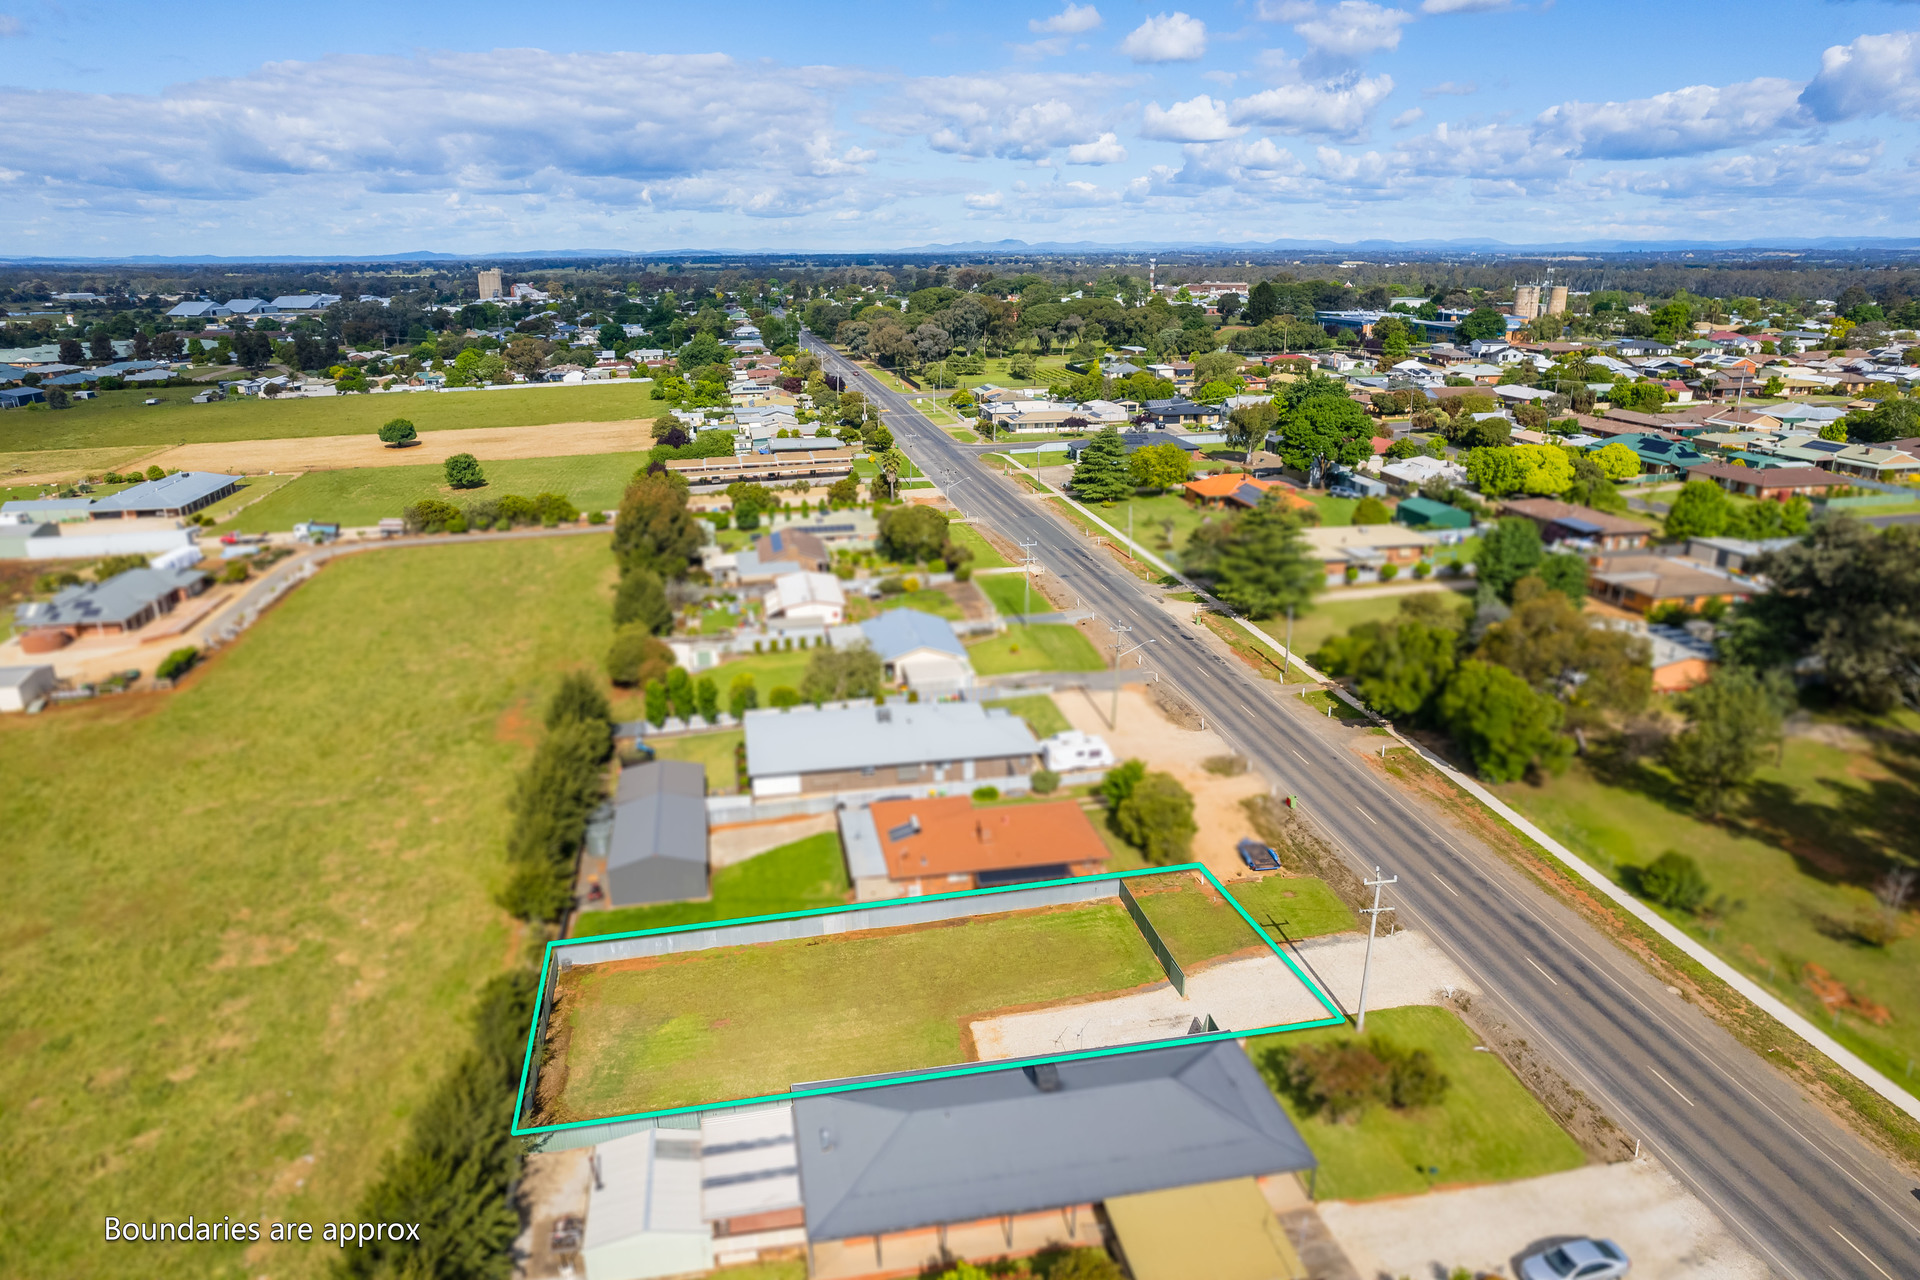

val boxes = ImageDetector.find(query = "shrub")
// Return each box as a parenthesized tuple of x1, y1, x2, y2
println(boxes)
(644, 679, 669, 728)
(445, 513, 467, 534)
(156, 647, 198, 681)
(1030, 768, 1061, 795)
(1345, 564, 1361, 583)
(444, 452, 486, 489)
(587, 509, 607, 525)
(1113, 770, 1197, 864)
(1413, 561, 1432, 579)
(768, 685, 802, 708)
(695, 675, 720, 721)
(377, 416, 417, 446)
(972, 786, 1000, 801)
(546, 670, 612, 730)
(403, 497, 462, 533)
(1379, 561, 1399, 582)
(605, 625, 673, 687)
(1098, 758, 1146, 810)
(727, 672, 759, 718)
(1260, 1036, 1450, 1123)
(219, 560, 250, 583)
(1352, 496, 1391, 525)
(1638, 850, 1709, 914)
(612, 568, 671, 633)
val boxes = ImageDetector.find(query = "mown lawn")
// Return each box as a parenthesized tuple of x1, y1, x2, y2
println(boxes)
(1232, 875, 1360, 941)
(1246, 1006, 1587, 1200)
(978, 571, 1048, 616)
(0, 534, 619, 1280)
(1495, 722, 1920, 1095)
(948, 523, 1011, 568)
(228, 452, 651, 531)
(850, 588, 962, 622)
(0, 381, 658, 452)
(547, 899, 1162, 1119)
(1257, 588, 1473, 664)
(1129, 873, 1359, 974)
(968, 623, 1105, 675)
(702, 647, 817, 696)
(646, 728, 744, 795)
(984, 693, 1071, 738)
(573, 831, 849, 937)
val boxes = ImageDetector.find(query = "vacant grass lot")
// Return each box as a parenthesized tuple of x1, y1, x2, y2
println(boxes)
(1232, 875, 1360, 942)
(1247, 1006, 1587, 1200)
(1496, 721, 1920, 1094)
(1130, 874, 1360, 974)
(575, 831, 849, 937)
(1256, 588, 1473, 664)
(545, 898, 1162, 1119)
(0, 381, 658, 453)
(968, 623, 1105, 675)
(0, 534, 618, 1280)
(228, 452, 651, 531)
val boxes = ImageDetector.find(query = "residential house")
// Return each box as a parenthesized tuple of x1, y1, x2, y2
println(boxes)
(0, 386, 46, 409)
(764, 571, 845, 626)
(858, 608, 973, 695)
(1588, 554, 1756, 614)
(1615, 338, 1675, 357)
(1499, 499, 1653, 552)
(1687, 463, 1844, 501)
(1826, 444, 1920, 483)
(1595, 433, 1709, 477)
(89, 470, 241, 519)
(1065, 433, 1199, 461)
(743, 701, 1038, 798)
(838, 793, 1107, 898)
(1180, 473, 1313, 512)
(1379, 455, 1466, 491)
(790, 1041, 1317, 1280)
(1393, 495, 1472, 531)
(1302, 524, 1439, 584)
(13, 566, 208, 651)
(1683, 536, 1800, 575)
(600, 760, 708, 907)
(752, 528, 829, 573)
(1139, 398, 1220, 429)
(1646, 624, 1717, 692)
(666, 450, 856, 493)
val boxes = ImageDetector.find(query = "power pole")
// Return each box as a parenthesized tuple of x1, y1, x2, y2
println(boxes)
(1018, 537, 1039, 618)
(1285, 604, 1295, 681)
(1355, 867, 1398, 1034)
(1106, 622, 1157, 730)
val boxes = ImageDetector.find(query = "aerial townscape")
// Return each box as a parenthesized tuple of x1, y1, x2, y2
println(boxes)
(9, 5, 1920, 1280)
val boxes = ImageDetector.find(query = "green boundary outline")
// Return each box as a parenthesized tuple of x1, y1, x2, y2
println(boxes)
(511, 863, 1346, 1136)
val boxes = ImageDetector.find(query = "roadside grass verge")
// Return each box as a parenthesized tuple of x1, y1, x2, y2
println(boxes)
(1232, 875, 1360, 941)
(1247, 1005, 1587, 1200)
(572, 831, 849, 937)
(968, 623, 1105, 675)
(0, 535, 618, 1280)
(228, 452, 651, 531)
(978, 571, 1046, 616)
(0, 381, 659, 452)
(948, 523, 1012, 568)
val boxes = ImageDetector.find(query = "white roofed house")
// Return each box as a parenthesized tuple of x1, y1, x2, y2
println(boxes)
(764, 571, 845, 626)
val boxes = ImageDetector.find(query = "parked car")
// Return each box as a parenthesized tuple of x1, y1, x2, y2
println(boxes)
(1236, 837, 1281, 871)
(1519, 1238, 1629, 1280)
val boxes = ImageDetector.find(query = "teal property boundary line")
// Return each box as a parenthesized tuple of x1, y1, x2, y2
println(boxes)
(510, 863, 1347, 1136)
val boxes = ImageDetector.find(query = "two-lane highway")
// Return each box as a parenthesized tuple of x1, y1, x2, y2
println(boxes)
(808, 335, 1920, 1278)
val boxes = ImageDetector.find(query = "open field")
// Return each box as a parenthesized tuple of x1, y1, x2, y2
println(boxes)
(967, 622, 1106, 674)
(1247, 1006, 1588, 1200)
(574, 831, 849, 937)
(540, 895, 1168, 1121)
(1495, 716, 1920, 1094)
(138, 418, 657, 478)
(227, 452, 651, 531)
(0, 534, 618, 1280)
(0, 381, 659, 456)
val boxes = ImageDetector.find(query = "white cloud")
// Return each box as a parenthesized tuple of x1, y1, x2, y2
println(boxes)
(1120, 12, 1208, 63)
(964, 191, 1005, 209)
(884, 71, 1118, 161)
(1141, 95, 1245, 142)
(1067, 132, 1129, 163)
(1255, 0, 1317, 19)
(1390, 107, 1424, 128)
(1420, 0, 1509, 12)
(1030, 3, 1103, 34)
(1231, 74, 1395, 141)
(1535, 78, 1809, 160)
(1293, 1, 1414, 59)
(1423, 80, 1476, 97)
(1802, 30, 1920, 122)
(0, 15, 24, 37)
(1162, 137, 1308, 192)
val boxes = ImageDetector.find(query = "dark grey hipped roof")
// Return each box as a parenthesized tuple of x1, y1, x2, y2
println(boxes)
(794, 1040, 1314, 1242)
(608, 760, 708, 869)
(13, 566, 203, 629)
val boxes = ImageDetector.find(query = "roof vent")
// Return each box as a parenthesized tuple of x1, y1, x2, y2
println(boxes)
(818, 1126, 836, 1152)
(876, 707, 892, 724)
(1023, 1063, 1062, 1093)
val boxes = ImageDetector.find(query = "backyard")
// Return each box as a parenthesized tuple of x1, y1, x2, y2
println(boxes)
(575, 831, 849, 937)
(227, 452, 651, 530)
(0, 533, 618, 1280)
(1494, 715, 1920, 1095)
(540, 896, 1167, 1120)
(1247, 1006, 1588, 1200)
(646, 728, 745, 795)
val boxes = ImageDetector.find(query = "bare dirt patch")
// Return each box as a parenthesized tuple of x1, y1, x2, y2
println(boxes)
(137, 419, 655, 475)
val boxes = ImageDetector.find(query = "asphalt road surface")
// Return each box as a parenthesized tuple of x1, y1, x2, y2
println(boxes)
(807, 335, 1920, 1279)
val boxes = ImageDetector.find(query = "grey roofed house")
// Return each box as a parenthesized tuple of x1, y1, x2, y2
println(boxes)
(0, 386, 46, 408)
(165, 300, 228, 318)
(859, 608, 965, 663)
(14, 566, 207, 632)
(793, 1040, 1315, 1242)
(744, 701, 1037, 784)
(605, 760, 709, 907)
(0, 496, 95, 523)
(90, 470, 241, 517)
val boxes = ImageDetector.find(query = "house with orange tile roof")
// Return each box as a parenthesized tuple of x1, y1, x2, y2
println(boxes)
(1180, 472, 1314, 512)
(839, 794, 1109, 898)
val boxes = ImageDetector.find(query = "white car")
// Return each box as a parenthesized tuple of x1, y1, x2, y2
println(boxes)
(1519, 1238, 1630, 1280)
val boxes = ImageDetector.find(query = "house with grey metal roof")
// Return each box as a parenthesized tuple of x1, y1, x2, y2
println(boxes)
(604, 760, 708, 907)
(13, 566, 207, 642)
(166, 300, 229, 318)
(90, 471, 240, 518)
(858, 608, 972, 695)
(792, 1041, 1315, 1275)
(744, 701, 1036, 798)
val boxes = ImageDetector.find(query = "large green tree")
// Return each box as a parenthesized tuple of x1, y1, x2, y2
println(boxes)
(1278, 392, 1373, 486)
(1662, 667, 1792, 817)
(1113, 771, 1197, 864)
(1435, 659, 1570, 782)
(1476, 578, 1648, 722)
(1456, 308, 1508, 341)
(1072, 427, 1135, 503)
(1316, 619, 1459, 720)
(612, 472, 702, 579)
(1212, 495, 1321, 619)
(1663, 479, 1733, 540)
(801, 646, 886, 703)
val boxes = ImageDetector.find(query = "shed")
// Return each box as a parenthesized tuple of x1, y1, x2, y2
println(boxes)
(605, 760, 709, 907)
(0, 664, 57, 712)
(1106, 1178, 1307, 1280)
(1393, 496, 1471, 530)
(0, 386, 46, 409)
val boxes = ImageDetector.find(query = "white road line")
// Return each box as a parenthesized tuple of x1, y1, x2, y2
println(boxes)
(1648, 1064, 1696, 1108)
(1354, 805, 1377, 826)
(1292, 749, 1310, 765)
(1429, 872, 1459, 898)
(1525, 956, 1559, 986)
(1831, 1226, 1896, 1280)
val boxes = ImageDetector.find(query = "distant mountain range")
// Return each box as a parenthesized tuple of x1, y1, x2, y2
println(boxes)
(5, 236, 1920, 265)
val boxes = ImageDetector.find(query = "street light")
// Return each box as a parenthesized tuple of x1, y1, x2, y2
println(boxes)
(1355, 867, 1398, 1034)
(1106, 621, 1157, 731)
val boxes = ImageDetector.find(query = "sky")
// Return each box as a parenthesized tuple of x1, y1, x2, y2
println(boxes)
(7, 0, 1920, 255)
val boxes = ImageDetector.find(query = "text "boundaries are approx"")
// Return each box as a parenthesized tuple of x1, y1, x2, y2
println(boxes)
(105, 1217, 422, 1247)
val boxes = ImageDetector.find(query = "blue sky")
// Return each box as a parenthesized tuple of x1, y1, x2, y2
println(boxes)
(6, 0, 1920, 254)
